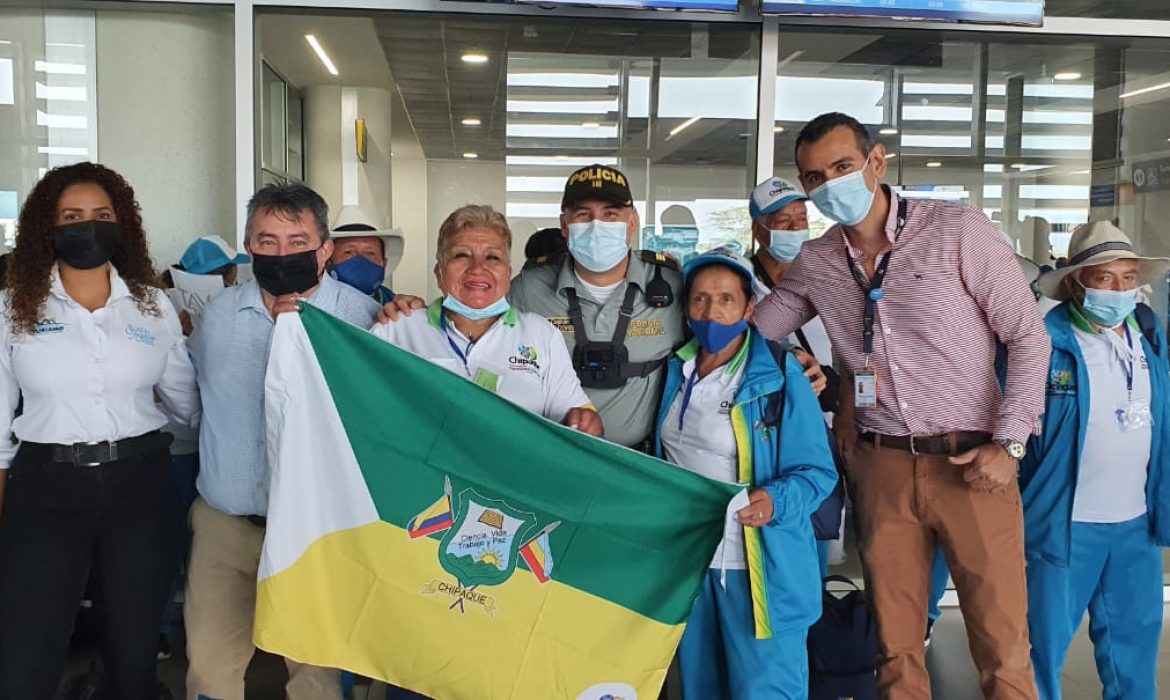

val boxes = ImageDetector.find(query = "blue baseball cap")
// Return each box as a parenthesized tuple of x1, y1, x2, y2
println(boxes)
(749, 177, 808, 221)
(179, 235, 251, 274)
(682, 246, 755, 286)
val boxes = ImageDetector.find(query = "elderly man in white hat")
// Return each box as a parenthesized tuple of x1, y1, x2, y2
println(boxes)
(327, 205, 405, 305)
(1022, 221, 1170, 700)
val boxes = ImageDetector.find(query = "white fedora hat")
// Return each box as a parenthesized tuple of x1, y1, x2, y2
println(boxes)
(330, 205, 405, 273)
(1037, 221, 1170, 301)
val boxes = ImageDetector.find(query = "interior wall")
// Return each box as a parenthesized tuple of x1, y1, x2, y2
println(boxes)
(390, 87, 429, 297)
(425, 159, 507, 300)
(95, 9, 235, 270)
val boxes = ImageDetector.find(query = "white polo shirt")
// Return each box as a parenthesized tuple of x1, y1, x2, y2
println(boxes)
(660, 339, 749, 569)
(0, 264, 200, 469)
(371, 300, 592, 423)
(1072, 320, 1152, 523)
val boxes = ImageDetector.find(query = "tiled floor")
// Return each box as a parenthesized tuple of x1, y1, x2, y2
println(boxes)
(146, 604, 1170, 699)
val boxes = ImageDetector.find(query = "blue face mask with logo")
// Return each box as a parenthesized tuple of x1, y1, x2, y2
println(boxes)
(1080, 284, 1137, 328)
(768, 228, 810, 262)
(442, 293, 511, 321)
(328, 256, 385, 296)
(687, 318, 749, 354)
(807, 154, 876, 227)
(567, 220, 630, 273)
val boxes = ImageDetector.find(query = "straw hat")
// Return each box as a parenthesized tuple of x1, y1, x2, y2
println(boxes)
(1036, 221, 1169, 301)
(329, 205, 405, 274)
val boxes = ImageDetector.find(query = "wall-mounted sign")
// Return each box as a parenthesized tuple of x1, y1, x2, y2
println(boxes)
(761, 0, 1043, 27)
(356, 118, 368, 163)
(1133, 159, 1170, 194)
(1089, 184, 1117, 207)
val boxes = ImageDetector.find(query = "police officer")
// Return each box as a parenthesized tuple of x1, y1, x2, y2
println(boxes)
(508, 164, 682, 450)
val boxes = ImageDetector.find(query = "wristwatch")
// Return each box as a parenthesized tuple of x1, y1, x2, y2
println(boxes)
(996, 439, 1026, 460)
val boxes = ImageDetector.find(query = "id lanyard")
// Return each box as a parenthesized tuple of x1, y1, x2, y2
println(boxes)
(1122, 322, 1135, 401)
(439, 312, 474, 370)
(845, 198, 909, 365)
(677, 369, 701, 431)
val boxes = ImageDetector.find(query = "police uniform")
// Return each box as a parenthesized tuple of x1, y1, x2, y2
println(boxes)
(509, 250, 683, 448)
(371, 298, 592, 421)
(0, 264, 198, 700)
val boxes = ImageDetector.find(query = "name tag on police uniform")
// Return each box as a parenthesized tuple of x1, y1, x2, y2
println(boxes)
(854, 369, 878, 408)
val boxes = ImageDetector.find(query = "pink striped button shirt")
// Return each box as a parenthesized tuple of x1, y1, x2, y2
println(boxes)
(753, 189, 1049, 444)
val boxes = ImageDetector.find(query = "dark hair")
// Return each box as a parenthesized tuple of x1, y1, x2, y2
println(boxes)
(683, 263, 754, 307)
(8, 162, 160, 335)
(245, 183, 330, 244)
(524, 227, 567, 261)
(794, 112, 874, 162)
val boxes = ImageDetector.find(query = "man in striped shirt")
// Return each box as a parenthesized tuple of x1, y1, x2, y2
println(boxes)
(754, 112, 1048, 700)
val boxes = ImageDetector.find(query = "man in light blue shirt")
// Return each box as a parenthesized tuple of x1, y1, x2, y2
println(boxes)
(185, 183, 379, 700)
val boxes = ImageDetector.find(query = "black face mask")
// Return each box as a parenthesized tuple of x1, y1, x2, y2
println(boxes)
(53, 220, 121, 270)
(251, 249, 322, 296)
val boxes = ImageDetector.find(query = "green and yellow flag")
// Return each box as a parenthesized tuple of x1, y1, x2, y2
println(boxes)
(255, 304, 740, 700)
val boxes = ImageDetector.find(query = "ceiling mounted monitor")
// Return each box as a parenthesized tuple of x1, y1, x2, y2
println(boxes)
(467, 0, 741, 12)
(761, 0, 1044, 27)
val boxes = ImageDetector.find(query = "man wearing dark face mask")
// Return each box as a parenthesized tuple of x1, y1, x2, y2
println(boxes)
(326, 205, 402, 305)
(752, 112, 1050, 699)
(184, 184, 379, 700)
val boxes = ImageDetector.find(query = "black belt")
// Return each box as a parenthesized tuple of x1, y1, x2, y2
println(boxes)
(245, 515, 267, 529)
(860, 431, 990, 456)
(21, 431, 172, 467)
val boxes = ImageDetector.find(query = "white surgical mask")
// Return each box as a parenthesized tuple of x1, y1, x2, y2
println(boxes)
(567, 220, 630, 273)
(807, 153, 876, 227)
(767, 228, 810, 262)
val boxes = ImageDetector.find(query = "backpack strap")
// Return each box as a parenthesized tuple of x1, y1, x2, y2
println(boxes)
(1135, 302, 1162, 356)
(762, 340, 791, 429)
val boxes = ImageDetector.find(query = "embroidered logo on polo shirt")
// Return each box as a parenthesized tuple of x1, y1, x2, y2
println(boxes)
(125, 324, 157, 347)
(508, 344, 541, 373)
(34, 318, 65, 334)
(1047, 369, 1076, 397)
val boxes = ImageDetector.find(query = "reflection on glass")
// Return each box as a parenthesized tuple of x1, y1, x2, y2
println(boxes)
(262, 62, 287, 173)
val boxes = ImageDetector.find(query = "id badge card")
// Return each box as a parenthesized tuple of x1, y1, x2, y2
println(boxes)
(1115, 398, 1154, 433)
(854, 369, 878, 408)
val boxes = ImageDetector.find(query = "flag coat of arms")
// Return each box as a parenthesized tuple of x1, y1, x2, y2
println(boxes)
(255, 304, 741, 700)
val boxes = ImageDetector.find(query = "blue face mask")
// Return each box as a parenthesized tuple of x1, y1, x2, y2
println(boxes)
(442, 293, 511, 321)
(807, 154, 876, 227)
(328, 256, 385, 296)
(687, 318, 749, 354)
(567, 220, 630, 273)
(767, 228, 810, 262)
(1081, 284, 1137, 328)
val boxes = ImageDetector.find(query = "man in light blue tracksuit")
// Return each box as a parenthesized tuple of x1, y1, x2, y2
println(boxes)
(655, 248, 837, 699)
(1021, 221, 1170, 700)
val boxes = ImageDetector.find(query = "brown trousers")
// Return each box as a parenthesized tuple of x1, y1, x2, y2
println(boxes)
(845, 438, 1038, 700)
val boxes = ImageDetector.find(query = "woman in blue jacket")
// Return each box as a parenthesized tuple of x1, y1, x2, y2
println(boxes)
(1022, 222, 1170, 700)
(655, 247, 837, 699)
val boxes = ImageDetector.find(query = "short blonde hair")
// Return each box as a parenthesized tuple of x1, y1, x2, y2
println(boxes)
(436, 205, 512, 263)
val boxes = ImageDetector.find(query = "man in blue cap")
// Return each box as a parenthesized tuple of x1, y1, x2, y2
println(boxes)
(177, 234, 251, 285)
(749, 177, 844, 573)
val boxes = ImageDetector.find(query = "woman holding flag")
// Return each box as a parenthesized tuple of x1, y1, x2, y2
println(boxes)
(372, 204, 602, 435)
(655, 247, 837, 700)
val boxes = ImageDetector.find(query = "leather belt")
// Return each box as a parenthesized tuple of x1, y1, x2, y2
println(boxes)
(860, 431, 991, 456)
(23, 431, 173, 467)
(246, 515, 268, 529)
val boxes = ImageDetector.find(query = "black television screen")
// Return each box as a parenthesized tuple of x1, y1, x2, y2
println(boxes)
(760, 0, 1044, 26)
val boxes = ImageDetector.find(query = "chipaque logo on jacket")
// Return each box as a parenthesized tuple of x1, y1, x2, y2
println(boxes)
(1047, 368, 1077, 397)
